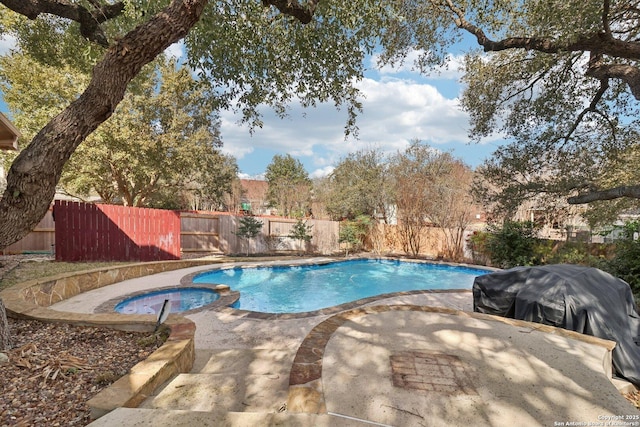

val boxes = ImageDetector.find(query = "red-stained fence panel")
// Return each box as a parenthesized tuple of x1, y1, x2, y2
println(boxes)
(54, 201, 180, 262)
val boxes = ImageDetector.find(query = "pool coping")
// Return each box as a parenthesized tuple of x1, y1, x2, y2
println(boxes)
(0, 256, 498, 419)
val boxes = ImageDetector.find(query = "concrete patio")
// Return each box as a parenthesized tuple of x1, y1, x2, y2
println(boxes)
(8, 258, 640, 426)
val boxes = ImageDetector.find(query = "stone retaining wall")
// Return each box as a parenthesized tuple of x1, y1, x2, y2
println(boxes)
(0, 259, 222, 419)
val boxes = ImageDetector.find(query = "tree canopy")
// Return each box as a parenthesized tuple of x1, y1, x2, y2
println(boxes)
(3, 0, 640, 248)
(321, 148, 393, 222)
(264, 154, 311, 218)
(1, 53, 236, 209)
(444, 0, 640, 219)
(0, 0, 392, 248)
(389, 141, 474, 258)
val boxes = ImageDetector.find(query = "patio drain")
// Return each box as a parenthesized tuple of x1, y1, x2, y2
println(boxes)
(390, 350, 477, 395)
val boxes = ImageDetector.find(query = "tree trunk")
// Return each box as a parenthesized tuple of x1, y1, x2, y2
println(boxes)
(0, 298, 10, 351)
(0, 0, 209, 250)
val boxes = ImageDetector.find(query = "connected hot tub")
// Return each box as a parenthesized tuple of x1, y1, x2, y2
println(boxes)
(114, 287, 220, 314)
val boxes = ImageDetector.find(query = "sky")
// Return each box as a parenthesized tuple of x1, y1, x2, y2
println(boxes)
(216, 50, 506, 179)
(1, 35, 505, 180)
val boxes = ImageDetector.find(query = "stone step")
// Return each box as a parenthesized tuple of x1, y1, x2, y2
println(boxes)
(191, 348, 295, 375)
(137, 349, 296, 414)
(140, 372, 290, 413)
(88, 408, 373, 427)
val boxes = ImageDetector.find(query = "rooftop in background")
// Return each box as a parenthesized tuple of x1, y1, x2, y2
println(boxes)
(0, 112, 19, 150)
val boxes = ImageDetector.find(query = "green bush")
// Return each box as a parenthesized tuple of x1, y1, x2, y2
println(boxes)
(470, 220, 640, 301)
(288, 218, 313, 254)
(602, 221, 640, 296)
(467, 231, 491, 265)
(470, 224, 606, 269)
(234, 216, 263, 256)
(338, 215, 372, 256)
(484, 221, 541, 268)
(542, 241, 602, 266)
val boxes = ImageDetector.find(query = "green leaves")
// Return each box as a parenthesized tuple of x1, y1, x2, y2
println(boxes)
(323, 148, 391, 221)
(235, 216, 263, 239)
(288, 218, 313, 242)
(265, 154, 311, 217)
(1, 50, 233, 208)
(338, 215, 372, 256)
(442, 0, 640, 217)
(485, 220, 541, 268)
(184, 0, 396, 132)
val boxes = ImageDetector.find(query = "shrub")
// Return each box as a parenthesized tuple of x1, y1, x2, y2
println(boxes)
(339, 215, 372, 256)
(602, 221, 640, 297)
(234, 216, 263, 256)
(288, 218, 313, 254)
(484, 221, 541, 268)
(467, 231, 491, 265)
(542, 241, 602, 266)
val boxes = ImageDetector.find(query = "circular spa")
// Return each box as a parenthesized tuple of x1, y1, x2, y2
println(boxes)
(114, 287, 220, 314)
(192, 258, 490, 314)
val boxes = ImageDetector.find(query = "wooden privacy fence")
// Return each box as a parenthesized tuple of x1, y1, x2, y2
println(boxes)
(6, 204, 484, 259)
(368, 223, 480, 260)
(8, 203, 341, 258)
(180, 212, 220, 253)
(2, 208, 55, 254)
(181, 213, 340, 255)
(54, 201, 181, 262)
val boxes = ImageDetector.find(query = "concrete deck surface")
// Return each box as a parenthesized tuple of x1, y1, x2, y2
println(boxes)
(321, 309, 635, 426)
(47, 258, 640, 426)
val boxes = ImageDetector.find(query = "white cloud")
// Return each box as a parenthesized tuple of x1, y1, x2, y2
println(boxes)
(238, 172, 265, 180)
(0, 35, 16, 56)
(371, 50, 465, 81)
(354, 78, 468, 146)
(310, 166, 334, 179)
(165, 41, 184, 59)
(219, 76, 472, 175)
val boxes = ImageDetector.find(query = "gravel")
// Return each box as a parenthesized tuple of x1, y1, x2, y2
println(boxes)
(0, 317, 163, 426)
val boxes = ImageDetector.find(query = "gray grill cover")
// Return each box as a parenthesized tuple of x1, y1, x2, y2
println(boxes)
(473, 264, 640, 386)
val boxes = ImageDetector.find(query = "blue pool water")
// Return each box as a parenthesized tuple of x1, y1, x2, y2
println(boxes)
(193, 259, 488, 313)
(115, 288, 219, 314)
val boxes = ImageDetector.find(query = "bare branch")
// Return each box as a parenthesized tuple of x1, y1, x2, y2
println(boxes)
(603, 0, 612, 37)
(261, 0, 321, 24)
(560, 74, 609, 143)
(0, 0, 125, 47)
(586, 61, 640, 98)
(441, 0, 640, 101)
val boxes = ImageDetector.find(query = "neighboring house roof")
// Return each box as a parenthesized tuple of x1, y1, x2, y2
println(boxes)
(0, 112, 20, 150)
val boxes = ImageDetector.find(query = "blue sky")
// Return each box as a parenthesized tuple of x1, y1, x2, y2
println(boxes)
(0, 36, 505, 180)
(217, 50, 506, 179)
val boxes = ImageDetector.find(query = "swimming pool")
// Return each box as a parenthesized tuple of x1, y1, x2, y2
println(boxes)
(114, 287, 220, 314)
(193, 259, 489, 313)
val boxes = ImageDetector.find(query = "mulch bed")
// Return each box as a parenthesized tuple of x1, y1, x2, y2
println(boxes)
(0, 318, 163, 426)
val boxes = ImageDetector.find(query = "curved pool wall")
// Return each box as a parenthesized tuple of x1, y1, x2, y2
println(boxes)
(94, 283, 241, 316)
(189, 258, 493, 315)
(114, 287, 221, 314)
